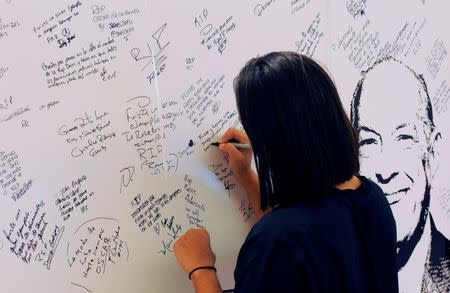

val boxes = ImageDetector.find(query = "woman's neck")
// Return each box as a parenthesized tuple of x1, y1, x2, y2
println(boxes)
(334, 175, 362, 191)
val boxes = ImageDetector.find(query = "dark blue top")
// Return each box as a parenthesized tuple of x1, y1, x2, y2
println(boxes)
(234, 176, 398, 293)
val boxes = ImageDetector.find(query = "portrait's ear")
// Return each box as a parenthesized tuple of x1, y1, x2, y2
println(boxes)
(429, 129, 442, 179)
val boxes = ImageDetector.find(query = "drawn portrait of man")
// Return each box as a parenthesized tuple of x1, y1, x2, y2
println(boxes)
(351, 57, 450, 292)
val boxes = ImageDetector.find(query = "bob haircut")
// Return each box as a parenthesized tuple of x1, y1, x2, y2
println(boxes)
(234, 52, 360, 211)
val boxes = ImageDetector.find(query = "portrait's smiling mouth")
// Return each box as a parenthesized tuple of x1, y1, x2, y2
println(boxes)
(385, 187, 410, 205)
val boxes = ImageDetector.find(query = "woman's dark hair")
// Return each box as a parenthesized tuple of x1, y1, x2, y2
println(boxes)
(234, 52, 360, 211)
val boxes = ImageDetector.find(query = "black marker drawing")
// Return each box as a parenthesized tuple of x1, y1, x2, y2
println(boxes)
(130, 23, 170, 85)
(71, 282, 92, 293)
(120, 165, 135, 193)
(351, 57, 449, 292)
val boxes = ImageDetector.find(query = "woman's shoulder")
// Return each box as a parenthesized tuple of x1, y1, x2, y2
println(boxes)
(247, 175, 390, 240)
(331, 175, 383, 197)
(331, 175, 389, 209)
(245, 202, 314, 245)
(353, 175, 393, 215)
(238, 205, 313, 268)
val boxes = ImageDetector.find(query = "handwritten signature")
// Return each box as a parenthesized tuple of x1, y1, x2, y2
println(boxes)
(254, 0, 276, 16)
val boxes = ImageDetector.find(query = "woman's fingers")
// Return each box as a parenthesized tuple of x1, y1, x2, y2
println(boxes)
(220, 128, 250, 144)
(173, 228, 215, 274)
(219, 142, 243, 160)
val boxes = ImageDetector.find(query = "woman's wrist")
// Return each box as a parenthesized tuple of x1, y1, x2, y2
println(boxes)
(237, 169, 258, 191)
(189, 266, 217, 280)
(191, 267, 216, 282)
(191, 268, 221, 292)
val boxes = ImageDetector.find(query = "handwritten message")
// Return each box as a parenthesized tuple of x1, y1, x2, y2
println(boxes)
(0, 150, 32, 201)
(2, 201, 65, 270)
(181, 75, 226, 128)
(0, 17, 20, 40)
(67, 218, 129, 291)
(38, 99, 60, 111)
(57, 110, 117, 159)
(209, 161, 236, 197)
(195, 9, 236, 55)
(254, 0, 276, 16)
(295, 13, 324, 57)
(432, 80, 450, 114)
(42, 37, 118, 88)
(0, 95, 30, 123)
(55, 174, 94, 221)
(32, 0, 82, 48)
(91, 4, 140, 42)
(184, 174, 206, 227)
(122, 95, 183, 175)
(290, 0, 311, 15)
(439, 189, 450, 218)
(239, 200, 255, 222)
(332, 19, 426, 71)
(198, 110, 240, 151)
(129, 188, 183, 255)
(425, 39, 447, 78)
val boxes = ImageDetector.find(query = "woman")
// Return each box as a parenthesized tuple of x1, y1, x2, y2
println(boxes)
(173, 52, 398, 292)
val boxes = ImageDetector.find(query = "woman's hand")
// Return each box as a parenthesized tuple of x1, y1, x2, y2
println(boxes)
(219, 128, 253, 179)
(174, 228, 222, 292)
(174, 228, 216, 274)
(219, 128, 269, 220)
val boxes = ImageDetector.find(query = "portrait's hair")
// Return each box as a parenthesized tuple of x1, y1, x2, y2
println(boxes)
(351, 57, 436, 150)
(234, 51, 360, 211)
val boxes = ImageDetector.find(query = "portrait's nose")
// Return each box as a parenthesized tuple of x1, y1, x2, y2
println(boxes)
(372, 142, 400, 185)
(375, 171, 399, 184)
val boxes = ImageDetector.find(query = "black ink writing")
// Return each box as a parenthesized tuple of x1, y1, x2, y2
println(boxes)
(2, 201, 65, 270)
(0, 150, 32, 201)
(55, 174, 94, 221)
